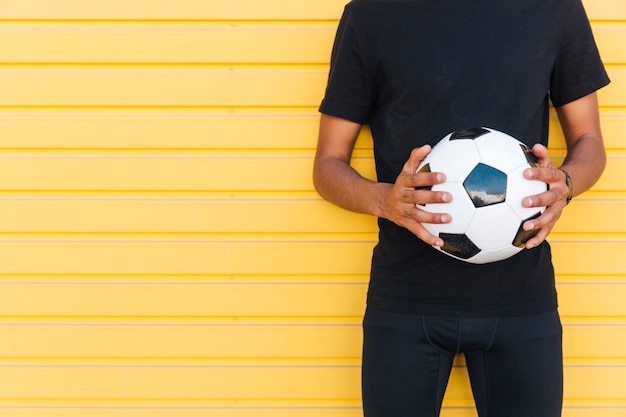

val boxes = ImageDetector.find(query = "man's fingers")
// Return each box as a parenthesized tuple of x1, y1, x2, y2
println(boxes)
(402, 188, 451, 205)
(403, 145, 432, 173)
(401, 205, 451, 225)
(400, 217, 445, 247)
(531, 143, 550, 165)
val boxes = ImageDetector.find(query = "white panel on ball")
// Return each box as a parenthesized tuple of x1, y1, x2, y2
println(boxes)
(465, 204, 521, 249)
(427, 137, 480, 183)
(506, 164, 548, 220)
(474, 129, 529, 173)
(427, 182, 477, 234)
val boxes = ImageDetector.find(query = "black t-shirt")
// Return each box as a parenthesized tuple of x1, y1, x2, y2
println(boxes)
(319, 0, 610, 316)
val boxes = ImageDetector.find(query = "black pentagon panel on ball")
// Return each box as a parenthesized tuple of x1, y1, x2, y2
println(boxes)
(440, 233, 481, 259)
(463, 163, 507, 207)
(512, 212, 542, 248)
(418, 164, 431, 174)
(415, 163, 432, 191)
(450, 127, 490, 140)
(520, 144, 540, 167)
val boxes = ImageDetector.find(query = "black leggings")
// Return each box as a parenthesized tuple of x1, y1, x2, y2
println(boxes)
(362, 308, 563, 417)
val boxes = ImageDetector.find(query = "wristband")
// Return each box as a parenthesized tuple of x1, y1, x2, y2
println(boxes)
(558, 168, 573, 205)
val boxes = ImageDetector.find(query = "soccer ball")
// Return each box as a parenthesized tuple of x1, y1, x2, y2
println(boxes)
(416, 127, 547, 264)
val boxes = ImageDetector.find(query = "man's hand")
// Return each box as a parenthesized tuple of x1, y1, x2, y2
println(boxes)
(520, 143, 569, 249)
(382, 146, 452, 247)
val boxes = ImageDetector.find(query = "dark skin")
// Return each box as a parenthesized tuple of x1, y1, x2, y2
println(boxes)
(313, 92, 606, 249)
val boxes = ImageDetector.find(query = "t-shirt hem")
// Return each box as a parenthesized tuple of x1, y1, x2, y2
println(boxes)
(319, 103, 369, 126)
(366, 293, 558, 317)
(551, 76, 611, 108)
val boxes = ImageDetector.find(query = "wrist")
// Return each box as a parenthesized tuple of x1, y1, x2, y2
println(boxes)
(373, 182, 394, 219)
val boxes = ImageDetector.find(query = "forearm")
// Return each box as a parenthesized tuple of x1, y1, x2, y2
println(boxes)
(313, 114, 449, 246)
(520, 92, 606, 249)
(313, 154, 391, 218)
(556, 92, 607, 197)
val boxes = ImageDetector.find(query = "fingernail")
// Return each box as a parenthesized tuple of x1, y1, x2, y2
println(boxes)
(441, 193, 449, 202)
(526, 222, 534, 231)
(441, 214, 450, 223)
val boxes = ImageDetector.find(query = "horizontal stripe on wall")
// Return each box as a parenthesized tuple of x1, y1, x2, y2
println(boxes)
(0, 109, 624, 150)
(0, 406, 624, 417)
(0, 22, 623, 65)
(0, 404, 624, 417)
(0, 320, 623, 359)
(0, 239, 624, 275)
(0, 363, 623, 399)
(0, 153, 623, 191)
(0, 0, 622, 21)
(0, 22, 337, 65)
(0, 241, 624, 275)
(0, 0, 351, 21)
(0, 195, 623, 234)
(0, 66, 624, 107)
(0, 277, 624, 317)
(0, 406, 368, 417)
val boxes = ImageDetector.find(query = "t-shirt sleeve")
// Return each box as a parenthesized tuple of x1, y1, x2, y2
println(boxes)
(319, 4, 376, 124)
(549, 0, 610, 107)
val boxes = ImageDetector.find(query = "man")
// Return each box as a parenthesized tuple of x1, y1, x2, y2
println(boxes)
(313, 0, 609, 416)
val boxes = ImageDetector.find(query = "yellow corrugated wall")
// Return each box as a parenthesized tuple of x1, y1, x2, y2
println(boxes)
(0, 0, 623, 416)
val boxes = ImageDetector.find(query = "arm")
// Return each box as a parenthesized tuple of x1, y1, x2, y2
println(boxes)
(522, 92, 606, 248)
(313, 114, 451, 247)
